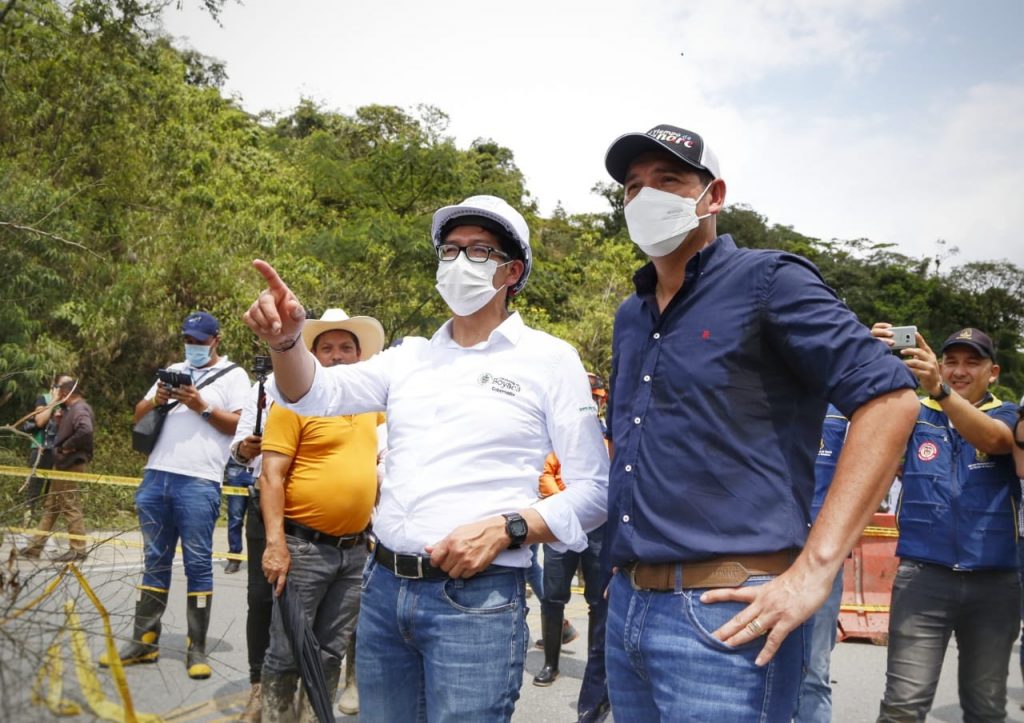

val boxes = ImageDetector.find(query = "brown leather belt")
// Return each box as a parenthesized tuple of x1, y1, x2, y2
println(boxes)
(628, 550, 797, 591)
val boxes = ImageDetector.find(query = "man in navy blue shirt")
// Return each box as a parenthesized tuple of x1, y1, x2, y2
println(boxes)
(601, 124, 920, 721)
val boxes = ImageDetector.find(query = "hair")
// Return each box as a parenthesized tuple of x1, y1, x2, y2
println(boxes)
(696, 168, 716, 189)
(58, 377, 80, 396)
(313, 328, 360, 356)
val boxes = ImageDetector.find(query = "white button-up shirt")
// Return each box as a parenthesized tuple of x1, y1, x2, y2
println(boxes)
(268, 313, 609, 567)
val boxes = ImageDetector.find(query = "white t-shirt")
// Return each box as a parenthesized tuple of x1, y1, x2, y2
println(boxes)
(268, 312, 609, 567)
(144, 356, 251, 484)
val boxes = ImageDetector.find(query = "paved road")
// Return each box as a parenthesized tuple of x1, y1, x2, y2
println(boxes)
(4, 529, 1023, 722)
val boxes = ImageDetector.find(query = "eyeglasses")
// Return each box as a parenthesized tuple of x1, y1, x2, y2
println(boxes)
(436, 243, 511, 264)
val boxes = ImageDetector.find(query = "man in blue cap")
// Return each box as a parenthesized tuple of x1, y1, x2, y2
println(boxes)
(101, 310, 250, 680)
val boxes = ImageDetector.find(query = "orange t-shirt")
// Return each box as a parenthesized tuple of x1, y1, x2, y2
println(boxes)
(262, 405, 384, 536)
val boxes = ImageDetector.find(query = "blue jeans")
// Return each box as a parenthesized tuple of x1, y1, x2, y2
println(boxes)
(264, 533, 366, 682)
(356, 557, 528, 722)
(606, 571, 808, 722)
(223, 463, 254, 554)
(878, 560, 1020, 722)
(795, 569, 844, 722)
(135, 470, 221, 593)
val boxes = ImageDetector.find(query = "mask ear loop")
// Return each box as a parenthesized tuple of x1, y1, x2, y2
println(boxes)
(694, 181, 716, 221)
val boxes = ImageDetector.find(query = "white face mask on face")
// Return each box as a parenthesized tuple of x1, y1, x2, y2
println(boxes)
(435, 253, 510, 317)
(624, 184, 714, 258)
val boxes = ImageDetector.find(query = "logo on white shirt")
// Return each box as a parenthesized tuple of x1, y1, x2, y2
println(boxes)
(478, 372, 521, 397)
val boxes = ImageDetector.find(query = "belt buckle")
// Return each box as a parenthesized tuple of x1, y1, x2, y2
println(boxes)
(394, 554, 424, 579)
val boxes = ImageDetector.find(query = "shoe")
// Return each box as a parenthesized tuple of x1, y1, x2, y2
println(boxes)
(225, 559, 241, 574)
(51, 549, 87, 563)
(239, 682, 262, 722)
(532, 612, 563, 687)
(18, 546, 41, 560)
(338, 638, 358, 716)
(533, 663, 559, 687)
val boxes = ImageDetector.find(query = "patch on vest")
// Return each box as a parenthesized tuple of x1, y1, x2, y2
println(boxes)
(917, 441, 939, 462)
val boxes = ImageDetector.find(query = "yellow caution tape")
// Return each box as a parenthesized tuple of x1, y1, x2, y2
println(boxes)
(0, 465, 250, 495)
(862, 526, 899, 538)
(21, 565, 161, 721)
(840, 603, 891, 613)
(7, 527, 248, 562)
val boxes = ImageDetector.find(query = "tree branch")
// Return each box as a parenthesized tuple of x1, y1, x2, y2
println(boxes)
(0, 221, 100, 258)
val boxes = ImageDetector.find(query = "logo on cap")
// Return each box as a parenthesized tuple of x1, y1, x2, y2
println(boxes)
(956, 329, 973, 340)
(648, 127, 696, 148)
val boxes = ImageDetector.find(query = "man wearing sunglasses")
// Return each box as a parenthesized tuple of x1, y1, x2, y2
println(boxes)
(243, 195, 609, 723)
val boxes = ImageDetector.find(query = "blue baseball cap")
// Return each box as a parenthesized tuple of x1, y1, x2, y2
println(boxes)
(182, 311, 220, 341)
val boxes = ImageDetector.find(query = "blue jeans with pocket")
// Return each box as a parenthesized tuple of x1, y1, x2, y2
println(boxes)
(135, 470, 221, 593)
(356, 556, 528, 723)
(606, 570, 808, 722)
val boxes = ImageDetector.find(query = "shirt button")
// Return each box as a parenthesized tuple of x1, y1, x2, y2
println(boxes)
(622, 515, 630, 523)
(643, 375, 651, 383)
(633, 417, 641, 425)
(652, 332, 661, 340)
(624, 464, 633, 472)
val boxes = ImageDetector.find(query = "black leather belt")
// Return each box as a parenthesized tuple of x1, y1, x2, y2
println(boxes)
(373, 541, 449, 580)
(284, 520, 365, 549)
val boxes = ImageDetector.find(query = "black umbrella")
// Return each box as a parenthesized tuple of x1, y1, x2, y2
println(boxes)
(278, 585, 335, 723)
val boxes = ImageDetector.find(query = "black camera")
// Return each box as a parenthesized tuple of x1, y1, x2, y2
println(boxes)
(157, 369, 194, 388)
(252, 355, 272, 378)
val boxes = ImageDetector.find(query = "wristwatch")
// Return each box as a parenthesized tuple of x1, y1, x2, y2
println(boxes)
(929, 383, 952, 402)
(201, 404, 214, 421)
(502, 513, 528, 550)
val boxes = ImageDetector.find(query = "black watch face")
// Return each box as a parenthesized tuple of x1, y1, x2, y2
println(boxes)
(506, 515, 527, 542)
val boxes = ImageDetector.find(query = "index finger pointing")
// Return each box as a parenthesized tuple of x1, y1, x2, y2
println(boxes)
(252, 259, 288, 295)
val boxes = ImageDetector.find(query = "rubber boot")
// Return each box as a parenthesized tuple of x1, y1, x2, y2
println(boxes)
(186, 593, 213, 679)
(337, 634, 358, 716)
(99, 587, 168, 667)
(261, 672, 299, 723)
(239, 682, 262, 723)
(533, 611, 563, 686)
(533, 618, 579, 649)
(298, 660, 340, 723)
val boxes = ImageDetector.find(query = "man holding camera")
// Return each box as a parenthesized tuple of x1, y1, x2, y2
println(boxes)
(872, 324, 1020, 722)
(102, 311, 250, 680)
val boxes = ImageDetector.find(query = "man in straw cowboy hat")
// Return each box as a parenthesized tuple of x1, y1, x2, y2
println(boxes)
(243, 194, 608, 722)
(258, 308, 386, 722)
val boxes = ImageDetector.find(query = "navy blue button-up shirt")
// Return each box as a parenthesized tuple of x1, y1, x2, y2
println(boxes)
(606, 234, 917, 566)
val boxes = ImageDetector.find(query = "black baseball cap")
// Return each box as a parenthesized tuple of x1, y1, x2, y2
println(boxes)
(940, 328, 996, 360)
(605, 124, 721, 184)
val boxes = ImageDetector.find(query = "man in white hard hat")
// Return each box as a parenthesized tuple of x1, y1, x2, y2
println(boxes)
(243, 195, 609, 722)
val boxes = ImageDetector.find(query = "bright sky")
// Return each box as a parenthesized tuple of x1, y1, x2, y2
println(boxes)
(160, 0, 1024, 267)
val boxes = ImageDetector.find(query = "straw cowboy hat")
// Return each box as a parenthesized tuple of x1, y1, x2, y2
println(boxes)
(301, 308, 386, 360)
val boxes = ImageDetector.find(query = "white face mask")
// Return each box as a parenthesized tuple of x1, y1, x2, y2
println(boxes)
(435, 254, 510, 317)
(624, 184, 714, 258)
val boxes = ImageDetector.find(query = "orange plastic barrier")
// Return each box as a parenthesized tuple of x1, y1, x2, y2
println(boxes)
(838, 512, 899, 643)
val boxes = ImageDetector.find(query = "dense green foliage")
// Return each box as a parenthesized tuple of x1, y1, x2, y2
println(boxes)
(2, 0, 1023, 510)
